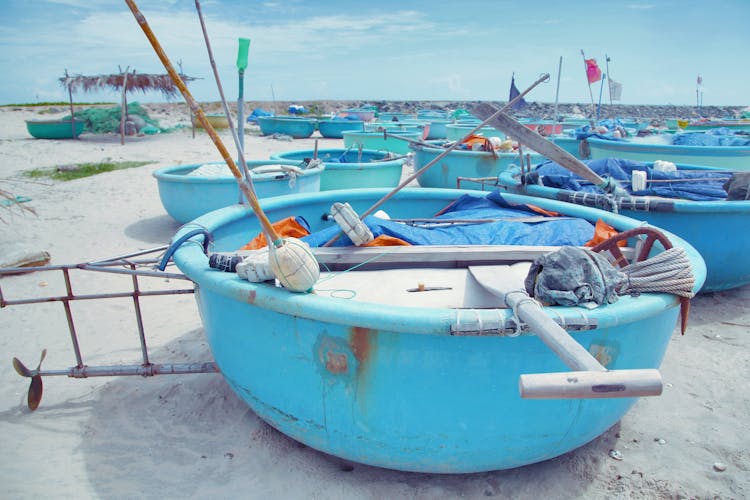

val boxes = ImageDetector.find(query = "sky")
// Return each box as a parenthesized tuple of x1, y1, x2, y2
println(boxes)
(1, 0, 749, 107)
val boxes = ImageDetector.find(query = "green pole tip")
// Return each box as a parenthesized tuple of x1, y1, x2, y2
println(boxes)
(236, 38, 251, 70)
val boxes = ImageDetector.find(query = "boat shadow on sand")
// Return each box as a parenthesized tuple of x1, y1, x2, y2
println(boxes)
(71, 328, 624, 498)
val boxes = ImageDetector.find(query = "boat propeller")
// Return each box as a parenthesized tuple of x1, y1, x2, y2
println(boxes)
(12, 349, 47, 411)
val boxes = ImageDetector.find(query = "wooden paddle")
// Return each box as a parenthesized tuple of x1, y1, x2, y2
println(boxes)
(468, 264, 663, 399)
(467, 103, 610, 188)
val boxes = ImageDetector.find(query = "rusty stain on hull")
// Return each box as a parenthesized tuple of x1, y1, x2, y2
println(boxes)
(247, 290, 256, 304)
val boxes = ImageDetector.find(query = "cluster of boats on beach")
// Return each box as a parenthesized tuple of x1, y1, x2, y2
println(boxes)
(141, 102, 750, 472)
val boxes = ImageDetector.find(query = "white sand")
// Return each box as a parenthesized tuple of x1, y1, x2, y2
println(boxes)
(1, 104, 748, 499)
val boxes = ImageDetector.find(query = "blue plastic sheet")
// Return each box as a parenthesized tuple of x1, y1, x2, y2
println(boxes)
(246, 108, 274, 124)
(535, 158, 731, 201)
(302, 191, 597, 247)
(671, 128, 750, 147)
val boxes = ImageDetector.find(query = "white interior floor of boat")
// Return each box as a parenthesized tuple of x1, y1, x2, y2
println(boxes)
(313, 262, 533, 308)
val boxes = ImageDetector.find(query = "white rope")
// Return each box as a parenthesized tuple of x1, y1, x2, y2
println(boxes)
(621, 247, 695, 298)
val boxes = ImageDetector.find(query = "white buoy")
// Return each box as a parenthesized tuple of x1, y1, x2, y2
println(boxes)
(631, 170, 648, 191)
(268, 237, 320, 292)
(331, 202, 374, 246)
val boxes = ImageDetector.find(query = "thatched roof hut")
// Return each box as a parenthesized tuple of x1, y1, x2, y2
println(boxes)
(59, 68, 197, 143)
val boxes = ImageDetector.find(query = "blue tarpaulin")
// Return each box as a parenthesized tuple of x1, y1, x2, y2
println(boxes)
(534, 158, 731, 201)
(671, 128, 750, 147)
(302, 191, 597, 247)
(247, 108, 274, 124)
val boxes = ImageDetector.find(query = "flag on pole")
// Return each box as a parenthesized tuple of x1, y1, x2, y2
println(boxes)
(697, 75, 703, 86)
(608, 78, 623, 101)
(508, 74, 528, 111)
(585, 59, 602, 83)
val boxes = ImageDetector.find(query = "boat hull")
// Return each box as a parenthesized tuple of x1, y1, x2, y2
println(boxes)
(587, 137, 750, 170)
(497, 165, 750, 292)
(316, 119, 363, 138)
(257, 116, 316, 138)
(342, 130, 420, 154)
(26, 119, 85, 139)
(172, 188, 705, 473)
(270, 148, 404, 190)
(412, 144, 542, 189)
(152, 160, 323, 223)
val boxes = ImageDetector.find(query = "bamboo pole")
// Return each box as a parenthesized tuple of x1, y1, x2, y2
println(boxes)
(553, 56, 562, 122)
(64, 69, 77, 139)
(120, 67, 130, 145)
(124, 0, 280, 243)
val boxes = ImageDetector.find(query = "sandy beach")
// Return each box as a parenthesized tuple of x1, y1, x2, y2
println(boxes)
(1, 103, 748, 499)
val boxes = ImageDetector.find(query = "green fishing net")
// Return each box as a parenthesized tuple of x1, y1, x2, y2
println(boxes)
(64, 102, 180, 134)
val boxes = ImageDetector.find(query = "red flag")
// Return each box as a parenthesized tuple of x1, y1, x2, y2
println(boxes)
(585, 58, 602, 83)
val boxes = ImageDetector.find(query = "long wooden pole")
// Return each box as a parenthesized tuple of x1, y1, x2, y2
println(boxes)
(468, 103, 606, 186)
(120, 67, 130, 145)
(64, 69, 77, 139)
(321, 73, 551, 247)
(125, 0, 280, 243)
(553, 56, 562, 122)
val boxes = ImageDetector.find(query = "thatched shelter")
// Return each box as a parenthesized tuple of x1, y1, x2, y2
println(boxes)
(59, 67, 197, 143)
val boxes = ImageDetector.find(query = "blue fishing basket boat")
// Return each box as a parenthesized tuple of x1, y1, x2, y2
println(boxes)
(152, 160, 324, 223)
(170, 188, 705, 473)
(497, 159, 749, 292)
(26, 119, 85, 139)
(317, 119, 364, 139)
(270, 148, 405, 190)
(257, 116, 317, 138)
(410, 143, 543, 189)
(342, 129, 420, 154)
(586, 136, 750, 170)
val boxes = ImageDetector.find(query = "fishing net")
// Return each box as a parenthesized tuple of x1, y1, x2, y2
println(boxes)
(64, 102, 175, 134)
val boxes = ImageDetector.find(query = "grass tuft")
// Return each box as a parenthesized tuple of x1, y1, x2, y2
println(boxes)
(24, 160, 151, 181)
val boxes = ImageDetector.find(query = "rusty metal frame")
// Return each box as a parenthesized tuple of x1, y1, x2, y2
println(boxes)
(2, 246, 218, 394)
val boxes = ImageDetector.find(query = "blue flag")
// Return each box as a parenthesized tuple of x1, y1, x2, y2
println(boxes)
(509, 74, 528, 111)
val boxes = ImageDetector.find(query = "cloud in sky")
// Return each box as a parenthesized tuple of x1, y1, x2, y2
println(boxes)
(1, 0, 749, 105)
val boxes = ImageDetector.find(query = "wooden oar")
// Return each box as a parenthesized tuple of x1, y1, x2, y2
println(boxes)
(468, 264, 663, 399)
(126, 0, 318, 293)
(467, 103, 610, 189)
(321, 74, 551, 247)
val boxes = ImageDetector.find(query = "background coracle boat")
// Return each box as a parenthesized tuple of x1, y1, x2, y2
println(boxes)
(270, 147, 405, 190)
(152, 159, 324, 223)
(316, 118, 364, 139)
(342, 129, 421, 154)
(496, 158, 750, 292)
(257, 116, 317, 138)
(586, 134, 750, 170)
(170, 187, 704, 473)
(26, 118, 85, 139)
(410, 142, 542, 189)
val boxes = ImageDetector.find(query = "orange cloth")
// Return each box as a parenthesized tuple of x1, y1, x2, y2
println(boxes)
(362, 235, 410, 247)
(240, 217, 310, 250)
(585, 219, 625, 247)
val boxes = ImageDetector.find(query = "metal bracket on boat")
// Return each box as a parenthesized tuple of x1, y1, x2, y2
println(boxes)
(451, 309, 598, 337)
(2, 246, 219, 411)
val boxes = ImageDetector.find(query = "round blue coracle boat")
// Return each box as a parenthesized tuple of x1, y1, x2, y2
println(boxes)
(586, 135, 750, 171)
(496, 158, 750, 292)
(257, 116, 317, 138)
(411, 142, 543, 189)
(316, 119, 364, 139)
(152, 160, 324, 223)
(170, 187, 705, 473)
(270, 148, 405, 191)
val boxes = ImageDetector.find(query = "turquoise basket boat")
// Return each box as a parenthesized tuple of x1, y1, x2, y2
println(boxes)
(342, 129, 420, 154)
(317, 119, 364, 139)
(270, 148, 405, 190)
(411, 143, 543, 189)
(257, 116, 317, 138)
(170, 187, 704, 473)
(152, 160, 324, 224)
(26, 119, 85, 139)
(497, 161, 749, 292)
(445, 123, 506, 141)
(587, 136, 750, 170)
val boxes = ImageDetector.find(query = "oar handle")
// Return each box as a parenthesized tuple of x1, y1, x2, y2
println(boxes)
(519, 368, 663, 399)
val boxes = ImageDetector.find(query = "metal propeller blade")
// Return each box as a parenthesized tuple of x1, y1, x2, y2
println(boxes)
(13, 349, 47, 410)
